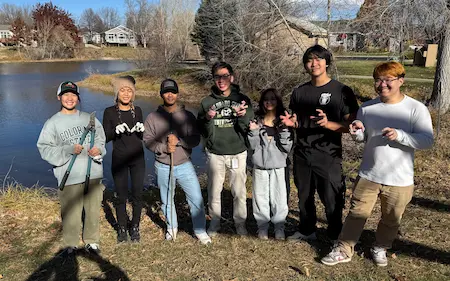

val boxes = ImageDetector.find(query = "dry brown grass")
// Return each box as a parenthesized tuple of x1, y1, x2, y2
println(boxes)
(2, 70, 450, 280)
(78, 69, 211, 105)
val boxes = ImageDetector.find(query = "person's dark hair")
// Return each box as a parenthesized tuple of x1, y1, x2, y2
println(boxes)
(256, 88, 286, 126)
(120, 75, 136, 85)
(211, 61, 234, 76)
(302, 45, 332, 67)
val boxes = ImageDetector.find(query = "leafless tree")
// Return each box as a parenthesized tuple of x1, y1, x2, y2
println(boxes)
(429, 1, 450, 114)
(0, 3, 32, 25)
(125, 0, 154, 48)
(98, 7, 121, 30)
(192, 0, 311, 94)
(80, 8, 104, 41)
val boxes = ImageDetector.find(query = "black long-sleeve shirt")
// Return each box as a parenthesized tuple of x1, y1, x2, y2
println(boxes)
(103, 106, 144, 161)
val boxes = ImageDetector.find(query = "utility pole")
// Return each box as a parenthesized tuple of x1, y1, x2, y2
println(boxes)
(327, 0, 331, 48)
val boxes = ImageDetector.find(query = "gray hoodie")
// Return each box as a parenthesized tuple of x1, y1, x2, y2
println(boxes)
(143, 105, 200, 166)
(37, 111, 106, 186)
(248, 124, 293, 169)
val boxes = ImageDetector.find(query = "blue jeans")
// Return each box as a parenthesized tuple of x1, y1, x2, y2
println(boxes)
(155, 161, 207, 234)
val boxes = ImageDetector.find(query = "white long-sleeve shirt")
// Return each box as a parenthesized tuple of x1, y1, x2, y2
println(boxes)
(355, 95, 433, 186)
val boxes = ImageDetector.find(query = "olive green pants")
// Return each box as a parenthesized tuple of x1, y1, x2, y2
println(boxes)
(58, 179, 104, 247)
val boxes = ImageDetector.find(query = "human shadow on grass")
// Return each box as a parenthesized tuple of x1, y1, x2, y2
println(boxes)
(309, 229, 450, 266)
(140, 180, 262, 238)
(410, 196, 449, 213)
(25, 248, 130, 281)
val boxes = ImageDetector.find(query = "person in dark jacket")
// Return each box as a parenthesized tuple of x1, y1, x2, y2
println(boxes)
(143, 79, 211, 245)
(102, 76, 145, 243)
(197, 61, 254, 236)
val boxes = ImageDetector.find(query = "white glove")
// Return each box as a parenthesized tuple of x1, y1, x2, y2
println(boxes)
(115, 123, 131, 134)
(90, 155, 103, 163)
(130, 122, 145, 133)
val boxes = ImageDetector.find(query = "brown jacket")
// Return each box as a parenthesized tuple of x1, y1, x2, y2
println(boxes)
(143, 105, 200, 166)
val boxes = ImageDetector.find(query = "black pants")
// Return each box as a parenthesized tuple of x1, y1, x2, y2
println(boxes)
(112, 154, 145, 228)
(293, 153, 345, 240)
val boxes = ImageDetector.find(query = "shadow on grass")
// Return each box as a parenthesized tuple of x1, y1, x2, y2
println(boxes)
(310, 228, 450, 266)
(410, 196, 449, 213)
(25, 248, 130, 281)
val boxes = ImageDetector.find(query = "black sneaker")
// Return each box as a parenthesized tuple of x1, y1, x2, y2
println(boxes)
(129, 224, 140, 242)
(85, 243, 101, 255)
(117, 226, 128, 243)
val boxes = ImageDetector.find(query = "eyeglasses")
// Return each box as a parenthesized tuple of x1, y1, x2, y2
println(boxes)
(213, 74, 231, 81)
(374, 78, 400, 85)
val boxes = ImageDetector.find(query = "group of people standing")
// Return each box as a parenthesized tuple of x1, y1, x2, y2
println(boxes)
(37, 45, 434, 268)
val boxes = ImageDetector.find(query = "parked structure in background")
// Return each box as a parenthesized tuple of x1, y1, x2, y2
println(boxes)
(255, 16, 328, 60)
(103, 25, 137, 47)
(413, 44, 438, 68)
(329, 32, 365, 52)
(81, 30, 102, 45)
(0, 24, 13, 45)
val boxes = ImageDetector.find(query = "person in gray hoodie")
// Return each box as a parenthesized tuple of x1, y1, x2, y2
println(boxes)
(248, 88, 293, 240)
(143, 79, 211, 245)
(37, 81, 106, 257)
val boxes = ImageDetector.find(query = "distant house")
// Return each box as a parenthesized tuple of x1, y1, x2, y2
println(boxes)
(0, 25, 13, 45)
(103, 25, 137, 47)
(329, 32, 365, 52)
(255, 16, 328, 59)
(81, 31, 102, 45)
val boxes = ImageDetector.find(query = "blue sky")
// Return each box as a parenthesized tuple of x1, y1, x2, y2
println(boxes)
(7, 0, 362, 21)
(7, 0, 137, 21)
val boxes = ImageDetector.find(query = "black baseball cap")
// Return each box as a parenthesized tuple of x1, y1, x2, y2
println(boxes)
(160, 79, 179, 95)
(57, 81, 79, 96)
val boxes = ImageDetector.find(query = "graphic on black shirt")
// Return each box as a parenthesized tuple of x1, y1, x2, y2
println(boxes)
(289, 80, 359, 158)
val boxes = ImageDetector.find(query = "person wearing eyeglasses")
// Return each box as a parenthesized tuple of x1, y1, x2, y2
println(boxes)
(321, 61, 433, 267)
(197, 61, 254, 237)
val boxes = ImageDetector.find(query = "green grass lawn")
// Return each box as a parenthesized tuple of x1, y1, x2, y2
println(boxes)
(335, 60, 436, 80)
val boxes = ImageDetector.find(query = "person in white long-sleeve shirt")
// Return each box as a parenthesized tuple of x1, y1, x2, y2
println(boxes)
(321, 61, 433, 267)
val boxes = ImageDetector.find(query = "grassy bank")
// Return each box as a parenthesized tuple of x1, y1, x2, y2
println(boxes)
(1, 119, 449, 280)
(78, 68, 211, 104)
(335, 60, 436, 80)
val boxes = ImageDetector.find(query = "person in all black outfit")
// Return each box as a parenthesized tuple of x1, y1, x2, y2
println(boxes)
(281, 45, 359, 242)
(103, 76, 145, 243)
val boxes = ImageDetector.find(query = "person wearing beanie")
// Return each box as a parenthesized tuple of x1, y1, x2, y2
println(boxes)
(143, 79, 211, 245)
(102, 76, 145, 243)
(37, 81, 106, 257)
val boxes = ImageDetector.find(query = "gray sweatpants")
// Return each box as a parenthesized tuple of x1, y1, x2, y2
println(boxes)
(58, 179, 104, 247)
(252, 168, 288, 231)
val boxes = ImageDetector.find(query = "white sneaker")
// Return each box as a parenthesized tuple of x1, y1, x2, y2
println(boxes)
(207, 220, 221, 237)
(257, 229, 269, 240)
(287, 231, 317, 241)
(371, 246, 388, 267)
(235, 224, 248, 236)
(165, 227, 178, 241)
(195, 232, 212, 245)
(274, 229, 285, 240)
(321, 246, 352, 266)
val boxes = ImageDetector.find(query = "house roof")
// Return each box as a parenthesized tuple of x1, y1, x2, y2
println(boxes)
(285, 16, 328, 37)
(0, 25, 12, 31)
(104, 25, 134, 34)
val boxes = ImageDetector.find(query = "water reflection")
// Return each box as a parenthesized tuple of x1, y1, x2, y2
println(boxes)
(0, 60, 206, 189)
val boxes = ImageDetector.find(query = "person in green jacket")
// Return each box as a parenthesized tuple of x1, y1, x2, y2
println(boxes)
(197, 62, 254, 236)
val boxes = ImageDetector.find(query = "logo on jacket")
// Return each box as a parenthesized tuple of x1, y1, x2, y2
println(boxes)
(220, 107, 233, 117)
(319, 93, 331, 105)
